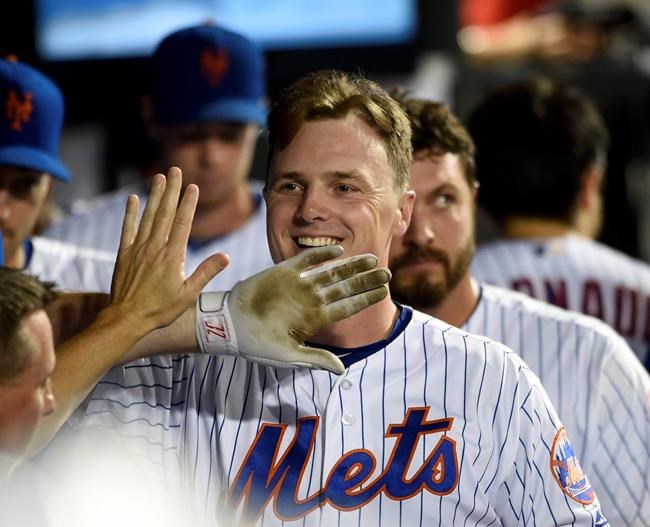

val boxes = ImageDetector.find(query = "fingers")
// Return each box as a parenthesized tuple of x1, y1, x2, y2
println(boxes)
(289, 245, 344, 275)
(133, 173, 166, 246)
(319, 268, 391, 304)
(293, 346, 345, 375)
(323, 286, 389, 323)
(148, 167, 183, 247)
(185, 253, 230, 295)
(167, 184, 198, 253)
(119, 195, 140, 251)
(308, 253, 380, 286)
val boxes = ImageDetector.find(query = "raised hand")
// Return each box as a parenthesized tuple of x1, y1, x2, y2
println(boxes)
(110, 166, 229, 333)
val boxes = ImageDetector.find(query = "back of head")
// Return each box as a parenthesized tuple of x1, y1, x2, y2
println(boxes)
(0, 57, 70, 182)
(467, 76, 609, 224)
(0, 268, 56, 383)
(267, 69, 412, 194)
(396, 95, 476, 186)
(151, 23, 266, 127)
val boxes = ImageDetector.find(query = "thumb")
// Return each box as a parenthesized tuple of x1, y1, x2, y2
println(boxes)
(297, 345, 345, 375)
(185, 253, 230, 294)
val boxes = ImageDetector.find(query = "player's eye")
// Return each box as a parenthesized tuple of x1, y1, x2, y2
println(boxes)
(335, 184, 354, 193)
(2, 177, 41, 199)
(277, 182, 301, 193)
(434, 194, 455, 208)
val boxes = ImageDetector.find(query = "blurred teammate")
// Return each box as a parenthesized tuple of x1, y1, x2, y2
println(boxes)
(45, 23, 272, 291)
(76, 70, 607, 526)
(389, 96, 649, 526)
(468, 76, 650, 369)
(0, 57, 114, 291)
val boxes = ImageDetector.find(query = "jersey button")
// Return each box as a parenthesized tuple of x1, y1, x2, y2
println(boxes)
(341, 414, 354, 426)
(341, 379, 352, 390)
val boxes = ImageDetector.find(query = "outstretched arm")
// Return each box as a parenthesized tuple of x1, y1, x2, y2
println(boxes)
(29, 167, 228, 456)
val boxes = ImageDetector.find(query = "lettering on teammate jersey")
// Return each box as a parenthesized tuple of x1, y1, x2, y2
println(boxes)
(229, 407, 458, 523)
(510, 277, 650, 342)
(550, 427, 595, 505)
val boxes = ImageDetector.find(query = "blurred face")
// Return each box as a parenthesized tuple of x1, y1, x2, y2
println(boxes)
(159, 122, 259, 208)
(389, 150, 476, 310)
(265, 115, 413, 266)
(0, 309, 56, 458)
(0, 166, 51, 267)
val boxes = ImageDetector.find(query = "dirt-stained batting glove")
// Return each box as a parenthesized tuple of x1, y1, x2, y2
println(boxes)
(195, 245, 390, 374)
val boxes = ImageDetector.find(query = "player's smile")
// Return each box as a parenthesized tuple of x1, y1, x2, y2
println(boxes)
(294, 236, 343, 249)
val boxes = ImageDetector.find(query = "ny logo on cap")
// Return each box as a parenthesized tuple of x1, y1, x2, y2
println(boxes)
(200, 48, 229, 87)
(6, 89, 33, 131)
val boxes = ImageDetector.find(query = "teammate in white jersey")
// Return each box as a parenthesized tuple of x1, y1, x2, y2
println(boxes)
(465, 76, 650, 368)
(388, 96, 648, 525)
(44, 23, 273, 292)
(0, 57, 115, 292)
(78, 70, 607, 526)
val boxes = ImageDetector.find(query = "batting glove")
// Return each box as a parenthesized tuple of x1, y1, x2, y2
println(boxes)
(195, 245, 390, 374)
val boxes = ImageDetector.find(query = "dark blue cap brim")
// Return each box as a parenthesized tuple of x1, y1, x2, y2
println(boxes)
(157, 97, 267, 127)
(0, 145, 71, 182)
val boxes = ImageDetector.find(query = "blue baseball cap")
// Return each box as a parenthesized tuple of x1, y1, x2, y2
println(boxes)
(151, 24, 266, 127)
(0, 57, 70, 182)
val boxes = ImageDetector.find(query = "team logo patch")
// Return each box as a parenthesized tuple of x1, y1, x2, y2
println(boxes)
(201, 48, 229, 87)
(550, 427, 595, 505)
(6, 89, 33, 131)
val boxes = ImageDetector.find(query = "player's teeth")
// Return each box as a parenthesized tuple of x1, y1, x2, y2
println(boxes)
(297, 236, 340, 247)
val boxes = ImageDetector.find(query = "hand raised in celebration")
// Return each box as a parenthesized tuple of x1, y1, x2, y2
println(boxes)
(110, 166, 229, 333)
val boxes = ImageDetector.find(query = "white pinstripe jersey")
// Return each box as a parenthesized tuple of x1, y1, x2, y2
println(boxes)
(472, 234, 650, 368)
(25, 236, 115, 293)
(44, 181, 273, 292)
(75, 308, 608, 526)
(465, 283, 650, 526)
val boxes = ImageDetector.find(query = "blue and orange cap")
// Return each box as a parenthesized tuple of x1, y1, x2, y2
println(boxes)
(151, 24, 267, 127)
(0, 56, 70, 182)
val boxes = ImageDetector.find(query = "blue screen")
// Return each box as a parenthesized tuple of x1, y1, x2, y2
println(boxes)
(36, 0, 417, 61)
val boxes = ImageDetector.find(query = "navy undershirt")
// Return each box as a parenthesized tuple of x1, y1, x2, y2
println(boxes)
(307, 304, 413, 368)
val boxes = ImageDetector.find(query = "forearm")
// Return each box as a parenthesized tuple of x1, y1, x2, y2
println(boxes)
(121, 305, 199, 362)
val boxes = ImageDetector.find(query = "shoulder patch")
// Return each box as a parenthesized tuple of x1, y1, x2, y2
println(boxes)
(550, 427, 595, 505)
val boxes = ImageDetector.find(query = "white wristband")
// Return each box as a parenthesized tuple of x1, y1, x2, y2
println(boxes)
(195, 291, 239, 355)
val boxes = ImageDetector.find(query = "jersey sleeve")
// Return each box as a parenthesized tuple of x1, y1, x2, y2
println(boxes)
(587, 333, 650, 525)
(494, 356, 609, 526)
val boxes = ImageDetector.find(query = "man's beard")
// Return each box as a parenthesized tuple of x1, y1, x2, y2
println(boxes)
(390, 238, 475, 311)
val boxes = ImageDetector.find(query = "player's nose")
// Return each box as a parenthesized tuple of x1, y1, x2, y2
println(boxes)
(296, 187, 330, 223)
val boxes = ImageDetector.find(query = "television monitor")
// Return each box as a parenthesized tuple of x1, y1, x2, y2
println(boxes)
(36, 0, 418, 61)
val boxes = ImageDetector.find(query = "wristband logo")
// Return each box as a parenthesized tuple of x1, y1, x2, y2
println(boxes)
(202, 314, 228, 342)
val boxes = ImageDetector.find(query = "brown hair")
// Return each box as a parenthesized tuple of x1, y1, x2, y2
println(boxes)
(267, 70, 412, 194)
(395, 94, 476, 186)
(0, 268, 57, 382)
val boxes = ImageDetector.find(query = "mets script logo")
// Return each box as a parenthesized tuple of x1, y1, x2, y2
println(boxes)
(227, 407, 458, 523)
(5, 89, 33, 131)
(550, 427, 595, 505)
(201, 48, 229, 87)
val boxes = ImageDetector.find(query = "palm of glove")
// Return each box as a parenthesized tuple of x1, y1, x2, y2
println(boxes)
(228, 246, 390, 374)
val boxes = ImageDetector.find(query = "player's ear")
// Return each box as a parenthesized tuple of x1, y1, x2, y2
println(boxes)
(393, 189, 415, 238)
(578, 165, 603, 210)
